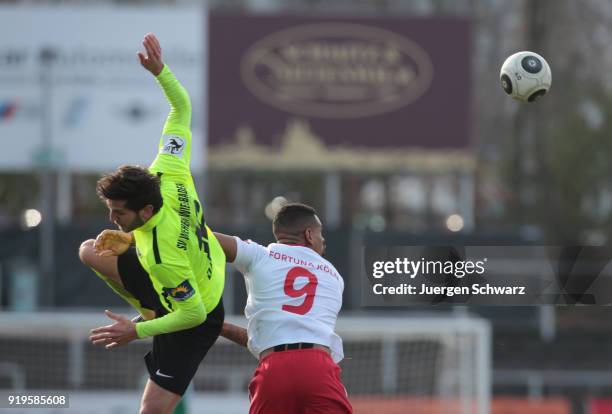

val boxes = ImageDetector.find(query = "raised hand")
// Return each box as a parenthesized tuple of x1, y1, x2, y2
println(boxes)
(137, 33, 164, 76)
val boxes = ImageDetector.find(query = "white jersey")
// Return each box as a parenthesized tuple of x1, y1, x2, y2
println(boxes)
(233, 238, 345, 363)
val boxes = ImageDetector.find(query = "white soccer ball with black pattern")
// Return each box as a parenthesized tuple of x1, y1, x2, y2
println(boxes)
(500, 51, 551, 102)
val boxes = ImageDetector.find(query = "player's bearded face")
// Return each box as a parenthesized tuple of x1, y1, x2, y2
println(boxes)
(118, 213, 145, 233)
(106, 199, 145, 232)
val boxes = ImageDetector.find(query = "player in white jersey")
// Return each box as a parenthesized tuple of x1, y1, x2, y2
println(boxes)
(214, 203, 353, 414)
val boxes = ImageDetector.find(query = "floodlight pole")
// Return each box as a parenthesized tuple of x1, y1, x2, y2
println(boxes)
(524, 0, 557, 342)
(38, 47, 57, 308)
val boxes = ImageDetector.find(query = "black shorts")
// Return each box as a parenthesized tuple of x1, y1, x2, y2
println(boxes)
(117, 247, 224, 395)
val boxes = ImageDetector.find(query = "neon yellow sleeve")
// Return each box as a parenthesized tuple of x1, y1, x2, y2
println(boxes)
(135, 299, 206, 338)
(150, 64, 193, 176)
(134, 263, 207, 338)
(157, 64, 191, 135)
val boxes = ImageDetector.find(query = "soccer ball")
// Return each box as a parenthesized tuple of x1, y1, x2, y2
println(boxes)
(500, 51, 551, 102)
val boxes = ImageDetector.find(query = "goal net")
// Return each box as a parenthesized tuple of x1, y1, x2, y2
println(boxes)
(0, 312, 490, 414)
(337, 315, 491, 414)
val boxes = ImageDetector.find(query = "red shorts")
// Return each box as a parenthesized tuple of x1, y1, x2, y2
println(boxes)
(248, 348, 353, 414)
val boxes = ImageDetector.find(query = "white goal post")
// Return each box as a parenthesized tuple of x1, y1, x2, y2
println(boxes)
(336, 315, 491, 414)
(0, 312, 490, 414)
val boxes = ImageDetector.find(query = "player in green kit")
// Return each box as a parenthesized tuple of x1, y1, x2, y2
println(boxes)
(78, 33, 225, 414)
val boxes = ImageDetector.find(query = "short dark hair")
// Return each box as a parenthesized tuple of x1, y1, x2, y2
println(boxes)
(96, 165, 163, 213)
(273, 203, 319, 236)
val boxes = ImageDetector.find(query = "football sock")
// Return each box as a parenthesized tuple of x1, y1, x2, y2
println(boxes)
(90, 267, 155, 321)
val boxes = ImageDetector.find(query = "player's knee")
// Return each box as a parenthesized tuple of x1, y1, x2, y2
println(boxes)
(78, 239, 96, 266)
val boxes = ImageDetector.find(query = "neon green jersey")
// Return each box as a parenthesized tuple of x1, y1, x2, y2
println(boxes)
(134, 65, 225, 339)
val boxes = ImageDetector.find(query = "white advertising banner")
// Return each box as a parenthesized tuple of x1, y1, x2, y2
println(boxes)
(0, 6, 205, 172)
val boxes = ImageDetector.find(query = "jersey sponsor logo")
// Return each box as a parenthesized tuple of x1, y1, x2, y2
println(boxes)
(176, 183, 191, 251)
(161, 135, 185, 157)
(163, 280, 195, 301)
(268, 249, 339, 279)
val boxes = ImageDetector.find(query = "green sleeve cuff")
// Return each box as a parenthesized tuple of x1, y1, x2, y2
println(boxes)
(155, 64, 171, 80)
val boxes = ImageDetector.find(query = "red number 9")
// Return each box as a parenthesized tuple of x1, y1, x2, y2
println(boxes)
(282, 266, 318, 315)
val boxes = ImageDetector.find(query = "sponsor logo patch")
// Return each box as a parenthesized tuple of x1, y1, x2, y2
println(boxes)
(161, 135, 185, 157)
(163, 280, 195, 301)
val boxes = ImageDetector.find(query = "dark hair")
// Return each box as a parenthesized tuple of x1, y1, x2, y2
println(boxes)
(96, 165, 163, 213)
(273, 203, 319, 236)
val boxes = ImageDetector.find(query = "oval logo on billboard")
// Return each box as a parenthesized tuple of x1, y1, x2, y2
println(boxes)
(240, 23, 434, 119)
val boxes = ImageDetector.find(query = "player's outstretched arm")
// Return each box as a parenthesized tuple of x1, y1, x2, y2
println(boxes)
(138, 33, 191, 135)
(213, 232, 237, 262)
(220, 322, 248, 348)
